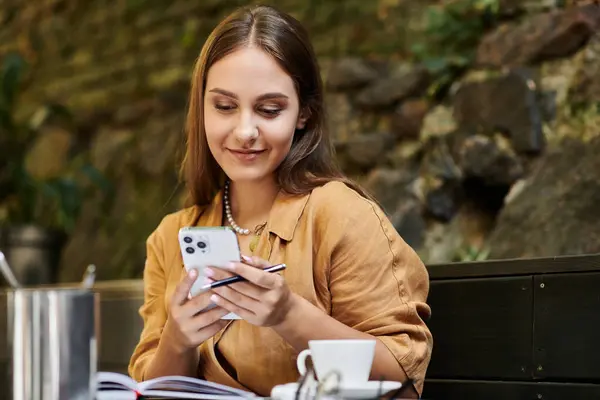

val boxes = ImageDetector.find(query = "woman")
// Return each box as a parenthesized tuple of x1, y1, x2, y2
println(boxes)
(128, 4, 433, 398)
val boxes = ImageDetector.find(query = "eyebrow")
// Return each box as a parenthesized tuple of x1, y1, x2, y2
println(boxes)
(208, 88, 288, 101)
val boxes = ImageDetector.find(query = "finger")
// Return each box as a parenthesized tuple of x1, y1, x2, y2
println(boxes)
(210, 293, 256, 320)
(190, 304, 231, 330)
(205, 268, 264, 299)
(224, 262, 278, 289)
(211, 284, 263, 310)
(241, 255, 270, 268)
(192, 320, 229, 343)
(218, 280, 265, 300)
(204, 267, 234, 281)
(182, 290, 214, 317)
(172, 269, 199, 306)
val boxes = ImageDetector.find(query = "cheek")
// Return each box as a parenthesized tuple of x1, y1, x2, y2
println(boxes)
(260, 116, 297, 151)
(204, 110, 228, 148)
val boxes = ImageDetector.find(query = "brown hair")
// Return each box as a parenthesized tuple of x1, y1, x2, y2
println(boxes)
(181, 4, 373, 206)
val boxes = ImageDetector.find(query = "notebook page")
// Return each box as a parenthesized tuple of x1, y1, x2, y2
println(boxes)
(142, 390, 254, 400)
(139, 375, 255, 397)
(96, 372, 138, 391)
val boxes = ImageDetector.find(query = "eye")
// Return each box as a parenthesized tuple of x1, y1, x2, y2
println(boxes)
(215, 103, 236, 113)
(258, 107, 282, 118)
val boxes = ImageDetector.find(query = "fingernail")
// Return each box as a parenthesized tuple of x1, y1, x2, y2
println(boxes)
(189, 269, 198, 278)
(241, 255, 252, 262)
(210, 294, 219, 303)
(226, 262, 237, 271)
(204, 268, 214, 277)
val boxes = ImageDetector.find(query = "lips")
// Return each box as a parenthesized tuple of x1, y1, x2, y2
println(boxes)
(227, 148, 266, 161)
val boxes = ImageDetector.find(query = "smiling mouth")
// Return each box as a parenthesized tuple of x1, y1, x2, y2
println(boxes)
(227, 148, 266, 161)
(228, 149, 266, 154)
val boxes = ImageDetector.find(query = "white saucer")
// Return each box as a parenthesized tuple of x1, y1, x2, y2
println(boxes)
(337, 381, 403, 399)
(271, 381, 402, 400)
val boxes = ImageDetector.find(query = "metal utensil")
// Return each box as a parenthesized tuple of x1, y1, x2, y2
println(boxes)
(0, 250, 21, 289)
(8, 287, 98, 400)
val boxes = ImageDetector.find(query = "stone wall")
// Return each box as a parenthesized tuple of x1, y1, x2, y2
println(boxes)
(2, 0, 600, 281)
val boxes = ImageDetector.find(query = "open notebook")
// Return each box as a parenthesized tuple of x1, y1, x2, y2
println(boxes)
(96, 372, 256, 399)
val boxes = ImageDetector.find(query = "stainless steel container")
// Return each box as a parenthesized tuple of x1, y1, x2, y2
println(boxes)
(7, 288, 98, 400)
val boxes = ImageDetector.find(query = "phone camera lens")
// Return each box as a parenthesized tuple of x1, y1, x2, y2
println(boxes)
(197, 241, 207, 249)
(185, 247, 195, 254)
(183, 236, 193, 244)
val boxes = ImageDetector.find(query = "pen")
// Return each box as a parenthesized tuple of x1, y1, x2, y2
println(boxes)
(201, 263, 286, 290)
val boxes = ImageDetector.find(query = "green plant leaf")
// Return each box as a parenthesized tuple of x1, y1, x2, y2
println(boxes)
(54, 178, 82, 232)
(410, 0, 500, 67)
(0, 107, 15, 131)
(80, 163, 112, 193)
(28, 102, 74, 130)
(0, 52, 26, 111)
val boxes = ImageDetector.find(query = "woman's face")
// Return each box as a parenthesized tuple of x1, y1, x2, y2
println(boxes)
(203, 47, 306, 184)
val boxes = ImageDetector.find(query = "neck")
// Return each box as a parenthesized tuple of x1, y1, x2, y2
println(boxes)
(227, 176, 279, 231)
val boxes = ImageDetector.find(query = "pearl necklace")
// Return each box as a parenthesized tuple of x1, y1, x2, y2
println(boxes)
(224, 180, 251, 235)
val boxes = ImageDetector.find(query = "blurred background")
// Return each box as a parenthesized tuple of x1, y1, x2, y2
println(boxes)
(1, 0, 599, 285)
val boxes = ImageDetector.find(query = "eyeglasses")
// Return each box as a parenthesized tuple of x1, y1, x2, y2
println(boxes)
(294, 364, 417, 400)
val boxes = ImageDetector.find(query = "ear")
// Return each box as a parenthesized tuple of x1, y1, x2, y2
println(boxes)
(296, 107, 310, 129)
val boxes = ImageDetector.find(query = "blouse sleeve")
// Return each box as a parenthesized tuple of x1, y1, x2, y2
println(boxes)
(316, 183, 433, 394)
(128, 222, 169, 381)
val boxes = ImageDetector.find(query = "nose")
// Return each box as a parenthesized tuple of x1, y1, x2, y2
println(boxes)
(233, 112, 258, 145)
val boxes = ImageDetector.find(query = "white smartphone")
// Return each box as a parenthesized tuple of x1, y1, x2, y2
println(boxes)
(178, 226, 242, 320)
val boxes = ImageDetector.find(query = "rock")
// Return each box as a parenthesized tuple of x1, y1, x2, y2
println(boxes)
(24, 127, 73, 180)
(355, 66, 430, 109)
(554, 105, 600, 143)
(497, 0, 524, 16)
(363, 168, 425, 249)
(325, 58, 378, 91)
(417, 220, 464, 265)
(114, 99, 159, 125)
(156, 84, 190, 112)
(488, 136, 600, 259)
(539, 57, 580, 112)
(91, 128, 135, 173)
(413, 139, 463, 222)
(498, 0, 555, 16)
(458, 134, 524, 186)
(336, 132, 395, 171)
(325, 93, 360, 142)
(390, 99, 429, 141)
(476, 4, 600, 67)
(453, 69, 545, 153)
(390, 198, 426, 249)
(136, 115, 182, 176)
(423, 179, 462, 222)
(420, 105, 457, 141)
(386, 140, 423, 169)
(59, 171, 181, 282)
(419, 137, 463, 183)
(569, 32, 600, 106)
(148, 66, 188, 89)
(417, 201, 496, 264)
(364, 167, 416, 214)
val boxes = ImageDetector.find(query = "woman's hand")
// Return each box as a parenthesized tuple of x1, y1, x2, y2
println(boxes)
(163, 268, 230, 353)
(206, 255, 298, 327)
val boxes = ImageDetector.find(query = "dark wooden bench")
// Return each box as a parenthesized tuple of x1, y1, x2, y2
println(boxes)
(422, 253, 600, 399)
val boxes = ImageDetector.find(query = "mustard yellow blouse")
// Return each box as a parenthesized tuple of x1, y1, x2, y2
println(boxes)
(128, 181, 433, 396)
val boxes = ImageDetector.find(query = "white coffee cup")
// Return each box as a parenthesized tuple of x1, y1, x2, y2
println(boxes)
(296, 339, 376, 384)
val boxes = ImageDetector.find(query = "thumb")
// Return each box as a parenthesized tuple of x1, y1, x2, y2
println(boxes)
(172, 268, 199, 306)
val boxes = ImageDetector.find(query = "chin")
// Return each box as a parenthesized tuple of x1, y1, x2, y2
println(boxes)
(222, 168, 273, 184)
